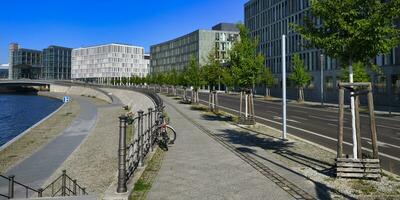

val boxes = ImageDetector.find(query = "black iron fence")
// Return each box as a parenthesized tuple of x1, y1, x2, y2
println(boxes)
(117, 105, 164, 193)
(41, 170, 87, 197)
(0, 170, 87, 199)
(0, 174, 39, 199)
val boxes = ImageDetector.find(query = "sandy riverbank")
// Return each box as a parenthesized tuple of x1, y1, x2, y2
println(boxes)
(0, 92, 80, 173)
(0, 84, 112, 174)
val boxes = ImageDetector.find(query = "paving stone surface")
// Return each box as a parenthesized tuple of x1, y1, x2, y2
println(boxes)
(147, 96, 294, 200)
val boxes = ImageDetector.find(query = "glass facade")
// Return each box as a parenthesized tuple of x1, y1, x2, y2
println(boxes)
(245, 0, 400, 107)
(10, 47, 42, 79)
(8, 43, 72, 80)
(42, 46, 72, 80)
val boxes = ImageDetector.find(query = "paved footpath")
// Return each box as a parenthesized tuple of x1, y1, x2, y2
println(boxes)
(0, 96, 97, 199)
(147, 96, 296, 200)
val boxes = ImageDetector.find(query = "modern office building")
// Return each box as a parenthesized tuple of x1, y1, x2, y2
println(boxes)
(150, 23, 240, 73)
(71, 43, 149, 83)
(42, 46, 72, 80)
(0, 64, 9, 79)
(9, 43, 42, 79)
(8, 43, 72, 80)
(244, 0, 400, 108)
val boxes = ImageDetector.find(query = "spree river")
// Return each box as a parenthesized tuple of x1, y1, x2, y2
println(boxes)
(0, 94, 63, 147)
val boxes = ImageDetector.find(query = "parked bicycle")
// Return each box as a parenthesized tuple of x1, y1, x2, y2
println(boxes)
(155, 106, 176, 150)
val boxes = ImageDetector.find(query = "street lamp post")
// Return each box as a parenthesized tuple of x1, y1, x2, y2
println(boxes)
(282, 35, 287, 140)
(320, 53, 324, 106)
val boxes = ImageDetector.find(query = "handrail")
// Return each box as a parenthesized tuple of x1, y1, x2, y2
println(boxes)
(41, 170, 87, 197)
(117, 103, 163, 193)
(0, 170, 87, 199)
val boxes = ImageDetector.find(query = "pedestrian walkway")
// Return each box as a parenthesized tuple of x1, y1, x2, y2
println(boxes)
(0, 96, 97, 199)
(147, 96, 295, 200)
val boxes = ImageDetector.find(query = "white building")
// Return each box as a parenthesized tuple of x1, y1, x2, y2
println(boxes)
(71, 43, 149, 83)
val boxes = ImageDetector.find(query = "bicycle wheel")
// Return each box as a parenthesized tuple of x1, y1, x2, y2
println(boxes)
(165, 125, 177, 144)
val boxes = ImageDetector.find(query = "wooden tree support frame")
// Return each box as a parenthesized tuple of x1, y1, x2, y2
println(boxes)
(208, 91, 219, 112)
(337, 82, 381, 180)
(239, 89, 255, 125)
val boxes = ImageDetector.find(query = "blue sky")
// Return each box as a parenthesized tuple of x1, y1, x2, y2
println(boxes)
(0, 0, 247, 64)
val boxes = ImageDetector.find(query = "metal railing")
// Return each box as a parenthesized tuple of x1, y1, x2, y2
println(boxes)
(0, 174, 39, 199)
(117, 105, 163, 193)
(41, 170, 87, 197)
(0, 170, 87, 199)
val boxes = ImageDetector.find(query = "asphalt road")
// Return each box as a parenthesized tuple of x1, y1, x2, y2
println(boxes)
(193, 91, 400, 175)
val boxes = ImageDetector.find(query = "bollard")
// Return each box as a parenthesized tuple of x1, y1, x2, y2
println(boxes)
(38, 188, 43, 197)
(138, 110, 145, 167)
(148, 108, 152, 151)
(117, 115, 128, 193)
(8, 175, 15, 199)
(149, 108, 154, 152)
(61, 170, 67, 196)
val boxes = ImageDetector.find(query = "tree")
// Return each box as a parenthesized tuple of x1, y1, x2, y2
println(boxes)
(293, 0, 400, 159)
(184, 56, 204, 104)
(202, 49, 223, 91)
(202, 49, 223, 111)
(222, 67, 234, 93)
(178, 67, 191, 101)
(257, 67, 274, 98)
(230, 23, 264, 91)
(229, 23, 265, 124)
(169, 69, 179, 96)
(289, 54, 312, 102)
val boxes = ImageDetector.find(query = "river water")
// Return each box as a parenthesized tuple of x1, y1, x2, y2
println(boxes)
(0, 94, 63, 147)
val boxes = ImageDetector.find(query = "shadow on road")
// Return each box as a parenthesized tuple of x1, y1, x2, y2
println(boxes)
(214, 128, 355, 200)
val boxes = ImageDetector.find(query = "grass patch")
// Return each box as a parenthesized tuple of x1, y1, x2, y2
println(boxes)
(350, 180, 377, 195)
(129, 147, 165, 200)
(172, 97, 181, 100)
(190, 105, 208, 112)
(133, 180, 151, 192)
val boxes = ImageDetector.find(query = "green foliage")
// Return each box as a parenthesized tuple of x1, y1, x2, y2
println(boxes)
(289, 54, 312, 88)
(202, 49, 223, 91)
(167, 69, 179, 86)
(341, 62, 371, 82)
(257, 67, 274, 87)
(229, 23, 265, 90)
(179, 66, 190, 87)
(293, 0, 400, 65)
(221, 67, 234, 91)
(184, 56, 204, 91)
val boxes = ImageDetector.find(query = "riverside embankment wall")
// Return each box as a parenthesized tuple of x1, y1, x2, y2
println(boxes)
(50, 84, 112, 104)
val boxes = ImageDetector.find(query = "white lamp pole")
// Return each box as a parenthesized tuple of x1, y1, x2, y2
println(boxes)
(349, 63, 358, 159)
(282, 35, 287, 140)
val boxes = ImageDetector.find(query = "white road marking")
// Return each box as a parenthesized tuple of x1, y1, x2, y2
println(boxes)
(200, 100, 400, 162)
(273, 116, 301, 124)
(362, 137, 400, 150)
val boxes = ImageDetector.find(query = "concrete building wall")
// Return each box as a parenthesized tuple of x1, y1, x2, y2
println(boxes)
(71, 43, 149, 83)
(150, 24, 239, 73)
